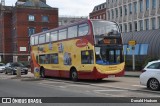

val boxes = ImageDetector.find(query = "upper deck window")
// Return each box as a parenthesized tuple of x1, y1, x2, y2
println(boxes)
(39, 34, 45, 44)
(46, 33, 50, 42)
(51, 31, 58, 41)
(30, 36, 35, 45)
(59, 29, 67, 40)
(78, 23, 89, 36)
(92, 20, 120, 45)
(68, 26, 78, 38)
(35, 36, 38, 45)
(92, 21, 120, 36)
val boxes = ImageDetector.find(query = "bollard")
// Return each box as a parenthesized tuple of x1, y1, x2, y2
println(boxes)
(16, 67, 21, 78)
(34, 67, 40, 79)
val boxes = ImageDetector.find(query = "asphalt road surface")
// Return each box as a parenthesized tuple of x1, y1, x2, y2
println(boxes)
(0, 72, 160, 106)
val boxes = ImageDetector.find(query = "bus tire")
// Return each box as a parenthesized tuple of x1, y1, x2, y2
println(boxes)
(70, 68, 78, 81)
(40, 67, 45, 78)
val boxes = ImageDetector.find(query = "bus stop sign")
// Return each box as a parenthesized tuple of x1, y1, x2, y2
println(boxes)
(128, 40, 136, 46)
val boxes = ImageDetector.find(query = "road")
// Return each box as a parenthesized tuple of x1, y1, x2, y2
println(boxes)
(0, 72, 160, 106)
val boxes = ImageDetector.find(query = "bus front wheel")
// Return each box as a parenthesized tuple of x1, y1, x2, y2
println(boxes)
(70, 68, 78, 81)
(40, 67, 45, 78)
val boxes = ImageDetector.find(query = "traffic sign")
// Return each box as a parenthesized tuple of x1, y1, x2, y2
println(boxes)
(128, 40, 136, 46)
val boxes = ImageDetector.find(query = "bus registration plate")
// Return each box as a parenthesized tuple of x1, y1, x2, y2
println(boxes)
(108, 75, 115, 78)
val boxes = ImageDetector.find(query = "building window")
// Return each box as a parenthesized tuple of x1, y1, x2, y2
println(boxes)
(112, 9, 114, 19)
(116, 8, 118, 18)
(135, 44, 140, 55)
(28, 15, 35, 21)
(139, 20, 143, 31)
(42, 16, 49, 22)
(42, 28, 48, 32)
(28, 27, 35, 36)
(140, 44, 148, 55)
(152, 0, 156, 9)
(140, 0, 143, 12)
(124, 5, 127, 15)
(119, 24, 122, 32)
(134, 21, 137, 31)
(124, 24, 127, 32)
(152, 18, 156, 30)
(129, 23, 132, 32)
(145, 19, 149, 30)
(120, 7, 122, 17)
(108, 11, 110, 20)
(146, 0, 149, 10)
(129, 3, 132, 14)
(123, 45, 127, 55)
(134, 2, 137, 13)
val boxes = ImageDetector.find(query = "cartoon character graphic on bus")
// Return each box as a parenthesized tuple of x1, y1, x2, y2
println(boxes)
(64, 52, 72, 65)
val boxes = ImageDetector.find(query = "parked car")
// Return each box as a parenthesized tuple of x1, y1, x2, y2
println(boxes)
(5, 62, 28, 75)
(0, 63, 5, 73)
(140, 60, 160, 91)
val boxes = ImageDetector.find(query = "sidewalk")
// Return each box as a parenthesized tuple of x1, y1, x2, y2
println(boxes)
(124, 71, 142, 77)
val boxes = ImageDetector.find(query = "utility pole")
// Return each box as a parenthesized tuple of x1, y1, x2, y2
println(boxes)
(131, 9, 135, 71)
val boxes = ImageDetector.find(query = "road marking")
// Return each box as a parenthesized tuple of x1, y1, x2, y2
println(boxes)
(132, 85, 146, 87)
(93, 89, 126, 92)
(58, 86, 66, 88)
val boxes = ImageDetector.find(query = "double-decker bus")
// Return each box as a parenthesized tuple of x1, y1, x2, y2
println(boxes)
(30, 19, 125, 80)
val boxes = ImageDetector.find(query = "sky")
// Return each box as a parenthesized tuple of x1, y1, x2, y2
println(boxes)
(5, 0, 106, 17)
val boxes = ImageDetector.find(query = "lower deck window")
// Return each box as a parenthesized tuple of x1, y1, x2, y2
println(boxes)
(81, 50, 94, 64)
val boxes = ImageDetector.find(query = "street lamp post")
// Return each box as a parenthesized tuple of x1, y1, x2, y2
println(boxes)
(131, 10, 135, 71)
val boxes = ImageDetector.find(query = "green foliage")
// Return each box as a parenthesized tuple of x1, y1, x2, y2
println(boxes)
(125, 59, 143, 71)
(142, 56, 160, 68)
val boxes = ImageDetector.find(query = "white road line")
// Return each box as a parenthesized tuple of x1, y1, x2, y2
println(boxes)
(93, 89, 126, 92)
(132, 85, 146, 87)
(58, 86, 66, 88)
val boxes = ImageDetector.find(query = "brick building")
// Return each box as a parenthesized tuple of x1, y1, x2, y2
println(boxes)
(0, 0, 58, 63)
(89, 2, 107, 20)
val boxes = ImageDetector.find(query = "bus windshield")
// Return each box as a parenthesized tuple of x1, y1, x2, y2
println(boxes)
(92, 20, 120, 44)
(92, 20, 120, 36)
(95, 47, 123, 65)
(92, 20, 123, 65)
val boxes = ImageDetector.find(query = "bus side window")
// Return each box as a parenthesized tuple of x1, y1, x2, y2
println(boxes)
(39, 55, 45, 64)
(50, 53, 58, 64)
(78, 23, 89, 36)
(81, 50, 94, 64)
(45, 54, 50, 64)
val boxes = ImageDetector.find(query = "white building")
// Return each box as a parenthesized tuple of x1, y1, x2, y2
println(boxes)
(59, 16, 87, 26)
(106, 0, 160, 32)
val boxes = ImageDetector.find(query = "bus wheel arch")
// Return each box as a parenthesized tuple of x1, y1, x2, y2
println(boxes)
(40, 66, 45, 78)
(70, 67, 78, 81)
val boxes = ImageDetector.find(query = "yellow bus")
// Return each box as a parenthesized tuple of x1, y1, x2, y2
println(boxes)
(30, 19, 125, 80)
